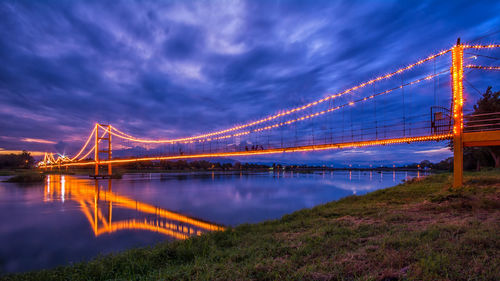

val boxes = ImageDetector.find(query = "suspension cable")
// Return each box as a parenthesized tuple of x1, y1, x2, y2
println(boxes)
(107, 70, 449, 144)
(98, 49, 452, 144)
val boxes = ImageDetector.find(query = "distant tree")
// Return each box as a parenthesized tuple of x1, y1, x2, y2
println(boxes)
(234, 162, 241, 170)
(419, 160, 432, 168)
(0, 150, 35, 169)
(19, 151, 35, 168)
(435, 157, 453, 171)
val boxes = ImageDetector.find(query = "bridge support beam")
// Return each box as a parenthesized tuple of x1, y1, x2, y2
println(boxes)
(95, 124, 99, 176)
(94, 124, 112, 177)
(108, 125, 112, 176)
(452, 41, 464, 188)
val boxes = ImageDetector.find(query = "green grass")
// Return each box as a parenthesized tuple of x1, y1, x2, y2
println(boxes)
(3, 170, 500, 280)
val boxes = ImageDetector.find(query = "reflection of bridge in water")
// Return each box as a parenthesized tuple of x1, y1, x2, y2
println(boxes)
(44, 175, 224, 240)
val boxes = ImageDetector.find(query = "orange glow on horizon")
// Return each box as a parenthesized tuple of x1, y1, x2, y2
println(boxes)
(0, 149, 46, 156)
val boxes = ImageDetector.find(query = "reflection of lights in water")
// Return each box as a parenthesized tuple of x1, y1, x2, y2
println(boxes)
(417, 171, 420, 178)
(44, 175, 224, 240)
(349, 170, 352, 181)
(393, 171, 395, 182)
(47, 175, 50, 193)
(61, 175, 65, 202)
(370, 171, 372, 181)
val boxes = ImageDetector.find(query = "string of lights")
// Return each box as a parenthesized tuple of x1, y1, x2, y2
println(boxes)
(253, 70, 448, 133)
(48, 153, 57, 163)
(452, 45, 464, 135)
(69, 126, 97, 161)
(463, 44, 500, 49)
(97, 48, 452, 144)
(40, 43, 500, 167)
(57, 134, 453, 167)
(76, 130, 109, 161)
(464, 65, 500, 70)
(39, 129, 109, 166)
(104, 70, 447, 143)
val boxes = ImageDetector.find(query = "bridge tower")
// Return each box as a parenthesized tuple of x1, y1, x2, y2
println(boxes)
(94, 124, 112, 177)
(451, 39, 464, 188)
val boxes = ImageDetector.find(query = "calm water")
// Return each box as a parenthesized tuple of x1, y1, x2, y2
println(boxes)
(0, 170, 425, 274)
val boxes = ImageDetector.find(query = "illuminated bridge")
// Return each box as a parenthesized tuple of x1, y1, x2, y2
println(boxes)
(39, 41, 500, 187)
(44, 174, 224, 239)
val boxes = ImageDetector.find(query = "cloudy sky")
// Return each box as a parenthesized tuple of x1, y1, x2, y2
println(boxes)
(0, 0, 499, 165)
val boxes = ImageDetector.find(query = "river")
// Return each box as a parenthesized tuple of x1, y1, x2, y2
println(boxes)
(0, 170, 425, 274)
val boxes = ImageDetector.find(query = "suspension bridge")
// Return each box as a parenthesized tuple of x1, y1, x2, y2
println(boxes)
(39, 40, 500, 188)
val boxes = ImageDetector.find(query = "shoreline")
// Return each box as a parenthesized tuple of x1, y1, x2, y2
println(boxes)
(2, 166, 439, 176)
(1, 168, 432, 183)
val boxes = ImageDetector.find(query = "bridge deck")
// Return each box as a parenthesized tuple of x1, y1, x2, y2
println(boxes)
(57, 134, 453, 167)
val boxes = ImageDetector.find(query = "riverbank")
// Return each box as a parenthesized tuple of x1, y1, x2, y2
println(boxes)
(3, 170, 499, 280)
(0, 170, 45, 183)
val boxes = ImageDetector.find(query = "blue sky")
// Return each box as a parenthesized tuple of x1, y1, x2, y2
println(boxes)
(0, 0, 499, 165)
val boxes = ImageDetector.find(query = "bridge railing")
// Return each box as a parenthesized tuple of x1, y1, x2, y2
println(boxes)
(464, 112, 500, 133)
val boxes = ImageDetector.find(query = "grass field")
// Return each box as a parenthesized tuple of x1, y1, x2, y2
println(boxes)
(3, 170, 499, 280)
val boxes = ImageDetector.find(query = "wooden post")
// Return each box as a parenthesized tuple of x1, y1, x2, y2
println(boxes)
(452, 39, 464, 188)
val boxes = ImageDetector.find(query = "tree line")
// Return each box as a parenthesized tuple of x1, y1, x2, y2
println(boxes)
(0, 150, 35, 169)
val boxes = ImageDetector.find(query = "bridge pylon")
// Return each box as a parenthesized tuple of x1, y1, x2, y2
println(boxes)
(94, 124, 112, 177)
(451, 39, 464, 188)
(449, 39, 500, 187)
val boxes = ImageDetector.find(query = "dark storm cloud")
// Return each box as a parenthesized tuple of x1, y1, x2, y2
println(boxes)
(163, 23, 206, 59)
(0, 0, 499, 163)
